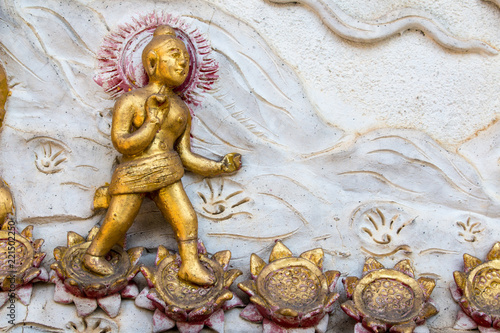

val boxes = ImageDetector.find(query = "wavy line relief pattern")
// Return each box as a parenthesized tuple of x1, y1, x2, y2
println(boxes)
(267, 0, 498, 54)
(484, 0, 500, 8)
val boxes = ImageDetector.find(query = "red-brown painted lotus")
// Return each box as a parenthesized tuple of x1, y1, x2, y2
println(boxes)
(50, 227, 143, 317)
(238, 241, 340, 332)
(136, 243, 243, 333)
(341, 258, 438, 333)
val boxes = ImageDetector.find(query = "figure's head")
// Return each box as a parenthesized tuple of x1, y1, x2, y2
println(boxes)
(142, 25, 190, 88)
(0, 64, 8, 128)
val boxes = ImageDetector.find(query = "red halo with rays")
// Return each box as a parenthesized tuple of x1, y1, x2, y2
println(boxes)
(94, 12, 218, 106)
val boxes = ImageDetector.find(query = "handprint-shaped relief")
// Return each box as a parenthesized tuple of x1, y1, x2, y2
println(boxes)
(352, 202, 416, 247)
(28, 137, 70, 174)
(194, 178, 251, 221)
(65, 318, 117, 333)
(457, 217, 484, 243)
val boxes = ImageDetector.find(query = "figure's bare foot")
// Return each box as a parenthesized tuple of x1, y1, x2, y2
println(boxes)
(83, 253, 114, 276)
(178, 260, 215, 286)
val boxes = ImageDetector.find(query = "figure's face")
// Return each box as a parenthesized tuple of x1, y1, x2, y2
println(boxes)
(155, 39, 190, 88)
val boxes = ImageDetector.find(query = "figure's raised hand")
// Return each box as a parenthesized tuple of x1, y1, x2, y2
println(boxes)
(145, 94, 169, 126)
(221, 153, 242, 173)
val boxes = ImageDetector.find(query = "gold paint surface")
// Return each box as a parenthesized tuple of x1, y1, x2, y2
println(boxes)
(256, 257, 327, 312)
(85, 25, 241, 286)
(353, 269, 424, 325)
(466, 260, 500, 315)
(155, 255, 224, 310)
(60, 242, 130, 286)
(0, 230, 34, 280)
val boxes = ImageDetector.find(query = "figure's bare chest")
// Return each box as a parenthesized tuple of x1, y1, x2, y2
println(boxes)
(162, 96, 189, 135)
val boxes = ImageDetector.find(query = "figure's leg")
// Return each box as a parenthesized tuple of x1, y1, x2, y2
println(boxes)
(83, 193, 143, 275)
(153, 181, 214, 286)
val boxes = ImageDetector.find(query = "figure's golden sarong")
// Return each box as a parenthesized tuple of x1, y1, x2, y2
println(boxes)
(109, 152, 184, 195)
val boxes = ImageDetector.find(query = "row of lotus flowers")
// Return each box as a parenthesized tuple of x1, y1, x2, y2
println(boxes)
(1, 223, 499, 333)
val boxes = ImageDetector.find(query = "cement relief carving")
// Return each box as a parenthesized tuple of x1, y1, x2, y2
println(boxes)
(0, 0, 498, 332)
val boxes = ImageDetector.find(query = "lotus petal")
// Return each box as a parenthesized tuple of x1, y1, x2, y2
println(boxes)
(51, 263, 65, 281)
(487, 242, 500, 261)
(121, 282, 139, 299)
(269, 241, 293, 262)
(223, 269, 242, 288)
(177, 321, 204, 333)
(205, 309, 225, 333)
(86, 226, 100, 241)
(16, 284, 33, 306)
(324, 292, 340, 312)
(67, 231, 85, 247)
(299, 248, 324, 270)
(463, 254, 482, 273)
(152, 308, 176, 333)
(316, 314, 329, 333)
(343, 276, 359, 298)
(188, 304, 213, 322)
(263, 318, 288, 333)
(155, 245, 170, 265)
(393, 259, 414, 277)
(240, 303, 264, 323)
(325, 270, 340, 292)
(250, 253, 267, 278)
(453, 309, 478, 330)
(471, 311, 492, 328)
(141, 266, 155, 287)
(34, 267, 49, 282)
(97, 293, 121, 317)
(389, 322, 416, 333)
(363, 316, 388, 332)
(53, 247, 67, 261)
(85, 282, 107, 299)
(135, 287, 155, 311)
(148, 289, 167, 312)
(363, 258, 384, 274)
(127, 247, 143, 266)
(32, 252, 46, 267)
(22, 267, 41, 284)
(418, 277, 436, 299)
(453, 271, 467, 293)
(300, 304, 323, 327)
(212, 250, 231, 270)
(33, 238, 44, 252)
(20, 225, 33, 240)
(166, 304, 188, 322)
(73, 296, 98, 317)
(354, 323, 373, 333)
(416, 301, 439, 324)
(223, 294, 245, 310)
(238, 280, 257, 296)
(492, 316, 500, 330)
(341, 300, 362, 321)
(53, 277, 74, 304)
(249, 295, 269, 312)
(213, 290, 233, 308)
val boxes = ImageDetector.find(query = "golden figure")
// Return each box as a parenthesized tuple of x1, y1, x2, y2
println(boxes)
(0, 64, 13, 223)
(83, 25, 241, 286)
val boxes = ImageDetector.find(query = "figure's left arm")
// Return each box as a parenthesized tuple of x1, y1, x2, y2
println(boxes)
(176, 115, 241, 177)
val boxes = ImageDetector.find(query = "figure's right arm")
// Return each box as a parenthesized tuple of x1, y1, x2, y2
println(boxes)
(111, 95, 160, 155)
